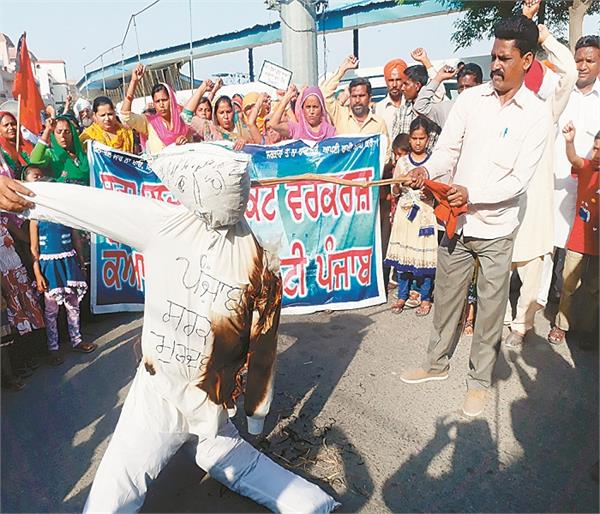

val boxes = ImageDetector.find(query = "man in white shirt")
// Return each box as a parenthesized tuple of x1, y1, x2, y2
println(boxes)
(400, 15, 549, 417)
(501, 10, 577, 354)
(544, 34, 600, 302)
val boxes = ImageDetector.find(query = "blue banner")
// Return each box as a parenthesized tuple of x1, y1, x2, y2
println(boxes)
(244, 136, 386, 314)
(88, 144, 178, 313)
(89, 136, 386, 314)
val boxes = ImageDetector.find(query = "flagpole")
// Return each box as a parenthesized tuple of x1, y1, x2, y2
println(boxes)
(16, 94, 22, 154)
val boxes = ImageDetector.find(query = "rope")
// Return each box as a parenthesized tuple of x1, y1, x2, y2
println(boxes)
(250, 173, 412, 188)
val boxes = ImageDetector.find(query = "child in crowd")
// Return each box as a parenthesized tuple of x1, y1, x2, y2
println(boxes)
(548, 124, 599, 350)
(389, 133, 410, 225)
(24, 167, 96, 365)
(385, 117, 437, 316)
(387, 133, 410, 293)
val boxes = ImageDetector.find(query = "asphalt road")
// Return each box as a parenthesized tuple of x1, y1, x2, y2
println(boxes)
(1, 296, 598, 513)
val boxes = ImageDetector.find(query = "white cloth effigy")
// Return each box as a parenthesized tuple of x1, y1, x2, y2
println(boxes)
(20, 142, 338, 513)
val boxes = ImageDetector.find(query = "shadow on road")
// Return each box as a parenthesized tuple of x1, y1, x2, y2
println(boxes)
(382, 333, 599, 513)
(262, 313, 375, 510)
(1, 318, 140, 513)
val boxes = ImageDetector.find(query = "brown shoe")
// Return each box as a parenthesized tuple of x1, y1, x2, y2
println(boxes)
(72, 342, 97, 354)
(400, 367, 449, 384)
(462, 389, 488, 417)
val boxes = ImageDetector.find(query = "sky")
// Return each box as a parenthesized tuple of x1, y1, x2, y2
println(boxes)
(1, 0, 599, 84)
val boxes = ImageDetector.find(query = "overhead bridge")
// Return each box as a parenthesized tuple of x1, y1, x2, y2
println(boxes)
(77, 0, 455, 94)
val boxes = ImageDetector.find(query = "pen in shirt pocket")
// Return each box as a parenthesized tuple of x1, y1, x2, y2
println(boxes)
(500, 127, 509, 138)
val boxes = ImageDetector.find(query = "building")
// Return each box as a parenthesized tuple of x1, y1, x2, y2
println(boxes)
(35, 59, 71, 105)
(0, 33, 18, 103)
(0, 32, 74, 108)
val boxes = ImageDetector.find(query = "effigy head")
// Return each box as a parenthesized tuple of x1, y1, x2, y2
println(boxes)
(150, 142, 251, 229)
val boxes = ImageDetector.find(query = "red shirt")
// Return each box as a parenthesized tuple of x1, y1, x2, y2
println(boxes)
(567, 159, 599, 256)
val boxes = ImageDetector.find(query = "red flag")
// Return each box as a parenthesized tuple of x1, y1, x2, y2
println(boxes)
(12, 32, 45, 137)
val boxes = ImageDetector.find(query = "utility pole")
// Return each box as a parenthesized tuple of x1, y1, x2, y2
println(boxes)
(267, 0, 326, 86)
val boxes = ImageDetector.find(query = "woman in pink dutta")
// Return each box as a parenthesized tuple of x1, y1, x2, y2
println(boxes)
(268, 84, 337, 142)
(120, 63, 192, 154)
(0, 143, 338, 514)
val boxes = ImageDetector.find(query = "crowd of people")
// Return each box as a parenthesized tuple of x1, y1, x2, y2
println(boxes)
(0, 1, 598, 511)
(0, 3, 598, 419)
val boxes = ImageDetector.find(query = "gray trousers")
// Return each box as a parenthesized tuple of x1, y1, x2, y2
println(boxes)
(424, 231, 515, 389)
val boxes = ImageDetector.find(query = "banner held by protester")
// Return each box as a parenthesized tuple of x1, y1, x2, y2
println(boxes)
(88, 136, 386, 314)
(88, 143, 178, 313)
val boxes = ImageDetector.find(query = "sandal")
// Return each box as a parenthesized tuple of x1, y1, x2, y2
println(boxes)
(416, 301, 432, 317)
(72, 342, 98, 354)
(405, 291, 422, 309)
(463, 319, 474, 336)
(390, 300, 406, 314)
(548, 326, 566, 345)
(405, 298, 421, 309)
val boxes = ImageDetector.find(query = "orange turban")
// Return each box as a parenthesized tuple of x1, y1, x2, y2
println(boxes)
(384, 59, 408, 80)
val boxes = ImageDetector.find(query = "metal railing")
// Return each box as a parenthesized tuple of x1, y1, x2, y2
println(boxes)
(82, 0, 176, 98)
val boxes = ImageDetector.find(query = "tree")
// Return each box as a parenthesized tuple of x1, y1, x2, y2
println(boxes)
(399, 0, 599, 51)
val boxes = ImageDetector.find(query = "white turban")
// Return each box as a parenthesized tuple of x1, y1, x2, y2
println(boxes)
(73, 98, 93, 118)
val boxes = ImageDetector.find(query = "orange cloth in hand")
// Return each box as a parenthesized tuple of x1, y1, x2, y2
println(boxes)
(423, 180, 468, 239)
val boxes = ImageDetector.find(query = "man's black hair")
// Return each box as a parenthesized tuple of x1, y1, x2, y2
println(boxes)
(575, 35, 600, 52)
(493, 15, 539, 56)
(404, 65, 428, 87)
(457, 63, 483, 84)
(348, 77, 372, 96)
(595, 130, 600, 140)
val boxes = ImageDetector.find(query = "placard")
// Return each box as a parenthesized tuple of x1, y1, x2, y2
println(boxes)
(258, 60, 293, 91)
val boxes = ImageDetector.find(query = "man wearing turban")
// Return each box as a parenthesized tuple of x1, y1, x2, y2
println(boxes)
(375, 59, 407, 134)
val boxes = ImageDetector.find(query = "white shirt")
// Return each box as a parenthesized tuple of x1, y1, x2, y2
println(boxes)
(553, 78, 600, 247)
(375, 94, 404, 135)
(511, 34, 577, 261)
(425, 82, 549, 239)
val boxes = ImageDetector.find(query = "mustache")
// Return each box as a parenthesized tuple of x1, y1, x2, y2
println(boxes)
(352, 105, 369, 114)
(490, 70, 504, 80)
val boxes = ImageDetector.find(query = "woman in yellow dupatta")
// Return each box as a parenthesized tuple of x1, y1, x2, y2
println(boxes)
(80, 96, 134, 153)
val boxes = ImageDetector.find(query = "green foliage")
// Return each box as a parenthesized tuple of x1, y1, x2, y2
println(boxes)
(397, 1, 600, 50)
